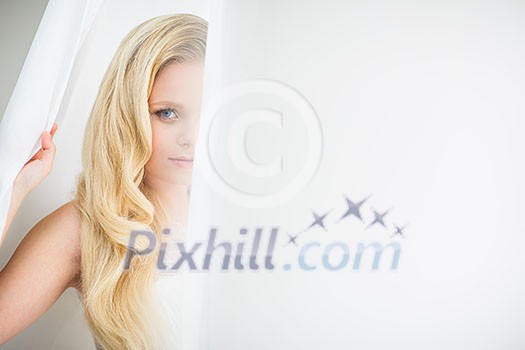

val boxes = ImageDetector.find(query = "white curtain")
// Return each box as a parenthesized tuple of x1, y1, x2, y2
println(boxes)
(189, 1, 525, 349)
(0, 0, 104, 243)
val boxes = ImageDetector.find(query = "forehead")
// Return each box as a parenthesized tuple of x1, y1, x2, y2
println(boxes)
(149, 61, 204, 106)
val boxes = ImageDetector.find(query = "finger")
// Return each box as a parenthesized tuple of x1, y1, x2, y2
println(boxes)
(41, 131, 55, 152)
(41, 132, 56, 166)
(50, 122, 58, 137)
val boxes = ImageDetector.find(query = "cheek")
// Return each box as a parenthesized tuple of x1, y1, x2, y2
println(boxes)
(148, 122, 173, 169)
(146, 122, 165, 170)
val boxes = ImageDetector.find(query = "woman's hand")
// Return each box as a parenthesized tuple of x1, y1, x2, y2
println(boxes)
(13, 122, 58, 196)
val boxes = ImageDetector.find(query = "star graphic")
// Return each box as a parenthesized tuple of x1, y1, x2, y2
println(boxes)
(366, 207, 393, 230)
(307, 209, 331, 231)
(283, 209, 331, 248)
(283, 233, 300, 247)
(337, 194, 371, 223)
(390, 223, 409, 238)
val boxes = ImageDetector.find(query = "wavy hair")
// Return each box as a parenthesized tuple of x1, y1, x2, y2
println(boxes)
(74, 14, 207, 349)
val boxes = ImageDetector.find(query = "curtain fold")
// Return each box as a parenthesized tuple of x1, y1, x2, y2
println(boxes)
(0, 0, 105, 241)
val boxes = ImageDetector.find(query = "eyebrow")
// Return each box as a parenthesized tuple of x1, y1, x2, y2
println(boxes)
(148, 100, 185, 109)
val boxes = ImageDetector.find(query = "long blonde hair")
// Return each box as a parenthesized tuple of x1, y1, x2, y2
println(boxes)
(74, 14, 207, 349)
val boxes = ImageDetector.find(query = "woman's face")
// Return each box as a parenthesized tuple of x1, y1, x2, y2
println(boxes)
(145, 60, 204, 187)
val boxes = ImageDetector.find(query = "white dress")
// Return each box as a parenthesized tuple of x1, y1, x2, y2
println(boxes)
(90, 223, 186, 350)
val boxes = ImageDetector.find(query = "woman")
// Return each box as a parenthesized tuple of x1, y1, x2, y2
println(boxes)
(0, 13, 207, 349)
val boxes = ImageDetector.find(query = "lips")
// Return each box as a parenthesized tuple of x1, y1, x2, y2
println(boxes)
(169, 156, 194, 168)
(169, 157, 193, 161)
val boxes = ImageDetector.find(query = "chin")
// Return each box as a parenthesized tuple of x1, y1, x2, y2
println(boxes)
(170, 175, 193, 186)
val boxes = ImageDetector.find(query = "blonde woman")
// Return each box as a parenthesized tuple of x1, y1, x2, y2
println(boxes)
(0, 13, 207, 349)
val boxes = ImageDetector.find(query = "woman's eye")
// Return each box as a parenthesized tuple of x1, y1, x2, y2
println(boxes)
(155, 108, 179, 120)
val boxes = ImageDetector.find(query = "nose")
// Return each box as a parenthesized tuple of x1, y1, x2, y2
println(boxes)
(177, 132, 193, 148)
(178, 133, 192, 148)
(177, 119, 199, 148)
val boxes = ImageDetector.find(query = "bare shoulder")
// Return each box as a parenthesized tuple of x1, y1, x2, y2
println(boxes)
(0, 200, 83, 343)
(42, 200, 82, 240)
(37, 200, 81, 250)
(50, 200, 82, 287)
(22, 200, 82, 289)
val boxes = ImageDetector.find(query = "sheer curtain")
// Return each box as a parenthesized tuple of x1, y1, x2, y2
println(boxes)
(0, 0, 104, 245)
(184, 1, 525, 349)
